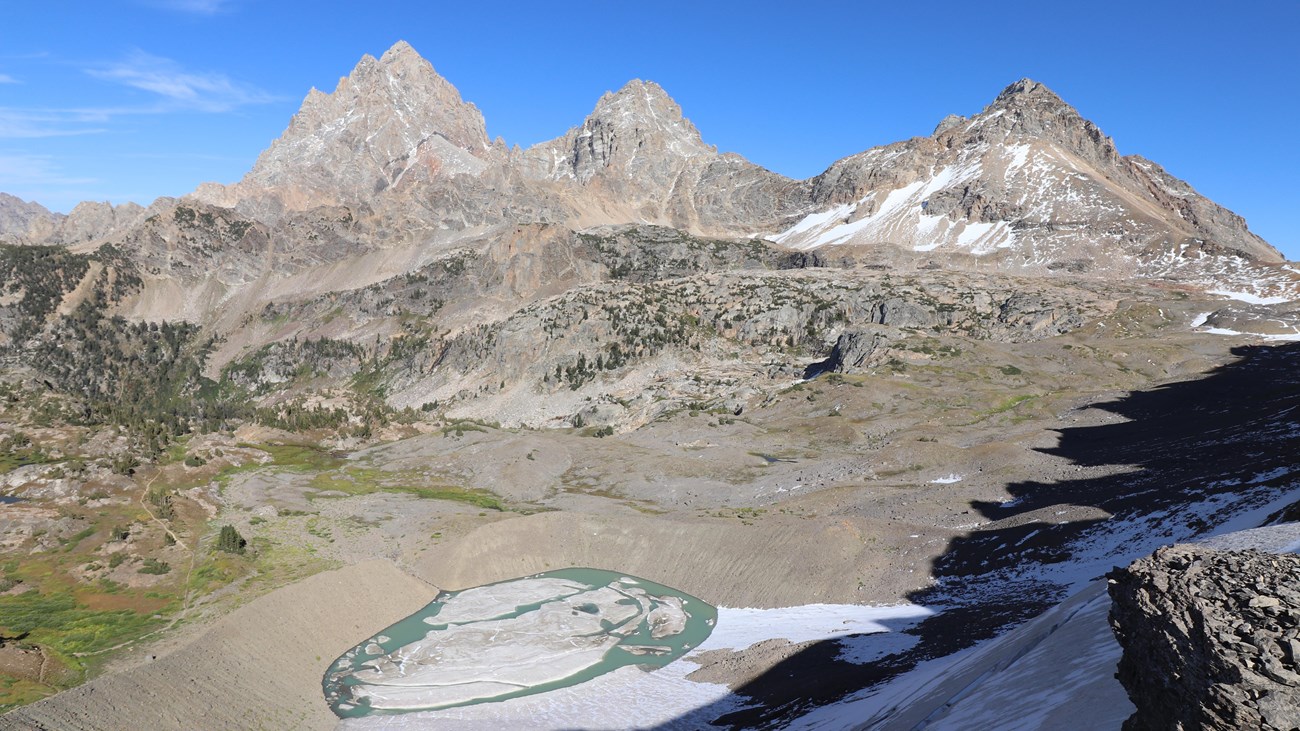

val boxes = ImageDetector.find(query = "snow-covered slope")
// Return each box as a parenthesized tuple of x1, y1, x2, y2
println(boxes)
(769, 80, 1282, 273)
(791, 519, 1300, 731)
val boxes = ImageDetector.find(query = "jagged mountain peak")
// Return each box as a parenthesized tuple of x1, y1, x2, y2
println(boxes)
(379, 39, 421, 62)
(0, 192, 53, 222)
(194, 40, 495, 211)
(522, 78, 715, 190)
(991, 78, 1067, 108)
(595, 79, 675, 112)
(341, 40, 452, 95)
(933, 76, 1123, 172)
(302, 39, 488, 153)
(974, 78, 1091, 135)
(928, 79, 1082, 144)
(0, 193, 60, 243)
(584, 79, 709, 153)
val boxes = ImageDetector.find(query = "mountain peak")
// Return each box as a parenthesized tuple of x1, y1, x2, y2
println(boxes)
(944, 76, 1123, 168)
(582, 79, 708, 154)
(208, 41, 493, 210)
(339, 40, 453, 98)
(592, 80, 692, 127)
(992, 78, 1066, 107)
(978, 78, 1078, 124)
(978, 78, 1080, 128)
(379, 39, 420, 62)
(603, 79, 671, 103)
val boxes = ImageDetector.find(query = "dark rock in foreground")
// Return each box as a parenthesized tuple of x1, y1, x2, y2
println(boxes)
(1108, 546, 1300, 731)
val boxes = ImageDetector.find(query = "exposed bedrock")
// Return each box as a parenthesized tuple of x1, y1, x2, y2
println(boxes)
(1107, 546, 1300, 731)
(818, 325, 900, 374)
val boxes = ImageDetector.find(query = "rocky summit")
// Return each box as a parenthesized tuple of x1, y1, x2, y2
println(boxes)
(0, 40, 1298, 731)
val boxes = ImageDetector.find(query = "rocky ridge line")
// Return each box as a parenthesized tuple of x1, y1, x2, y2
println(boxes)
(0, 41, 1289, 323)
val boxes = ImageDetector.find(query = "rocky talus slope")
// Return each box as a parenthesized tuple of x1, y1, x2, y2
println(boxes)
(1108, 546, 1300, 731)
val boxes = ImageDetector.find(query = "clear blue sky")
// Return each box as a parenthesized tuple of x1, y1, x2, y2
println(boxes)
(2, 1, 1297, 258)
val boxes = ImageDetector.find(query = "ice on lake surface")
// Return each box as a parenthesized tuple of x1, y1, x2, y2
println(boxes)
(323, 568, 717, 717)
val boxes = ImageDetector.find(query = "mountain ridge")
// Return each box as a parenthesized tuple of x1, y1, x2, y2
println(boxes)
(0, 41, 1287, 291)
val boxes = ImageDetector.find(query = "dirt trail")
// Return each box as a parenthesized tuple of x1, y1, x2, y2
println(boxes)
(1, 560, 438, 731)
(137, 469, 190, 551)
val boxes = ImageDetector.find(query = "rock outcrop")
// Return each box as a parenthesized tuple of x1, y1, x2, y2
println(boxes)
(818, 326, 899, 373)
(1108, 546, 1300, 731)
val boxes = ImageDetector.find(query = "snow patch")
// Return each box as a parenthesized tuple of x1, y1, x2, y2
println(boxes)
(705, 603, 935, 651)
(1204, 327, 1300, 342)
(1004, 144, 1032, 178)
(1207, 289, 1293, 305)
(956, 221, 998, 247)
(772, 158, 997, 252)
(774, 202, 854, 244)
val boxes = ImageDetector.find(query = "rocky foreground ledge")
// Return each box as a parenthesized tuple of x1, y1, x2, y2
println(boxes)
(1108, 546, 1300, 731)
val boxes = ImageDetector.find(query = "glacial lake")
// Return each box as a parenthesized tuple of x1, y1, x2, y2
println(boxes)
(323, 568, 717, 718)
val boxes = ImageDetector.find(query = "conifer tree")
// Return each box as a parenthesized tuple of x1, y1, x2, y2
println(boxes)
(216, 524, 246, 554)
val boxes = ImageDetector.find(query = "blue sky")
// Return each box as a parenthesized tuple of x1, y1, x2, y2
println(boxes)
(2, 1, 1297, 258)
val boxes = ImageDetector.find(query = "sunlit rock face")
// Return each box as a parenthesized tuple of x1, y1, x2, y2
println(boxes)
(323, 569, 716, 717)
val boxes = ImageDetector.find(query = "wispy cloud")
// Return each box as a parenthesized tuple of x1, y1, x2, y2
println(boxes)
(0, 52, 275, 139)
(86, 50, 275, 112)
(141, 0, 234, 15)
(0, 74, 17, 84)
(0, 109, 111, 139)
(0, 154, 96, 187)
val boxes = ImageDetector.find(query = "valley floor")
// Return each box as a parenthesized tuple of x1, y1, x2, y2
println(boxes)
(2, 317, 1299, 729)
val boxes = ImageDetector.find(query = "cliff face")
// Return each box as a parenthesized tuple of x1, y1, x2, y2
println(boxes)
(1108, 546, 1300, 731)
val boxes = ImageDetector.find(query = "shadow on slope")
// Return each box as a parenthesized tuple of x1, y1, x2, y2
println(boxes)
(659, 341, 1300, 729)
